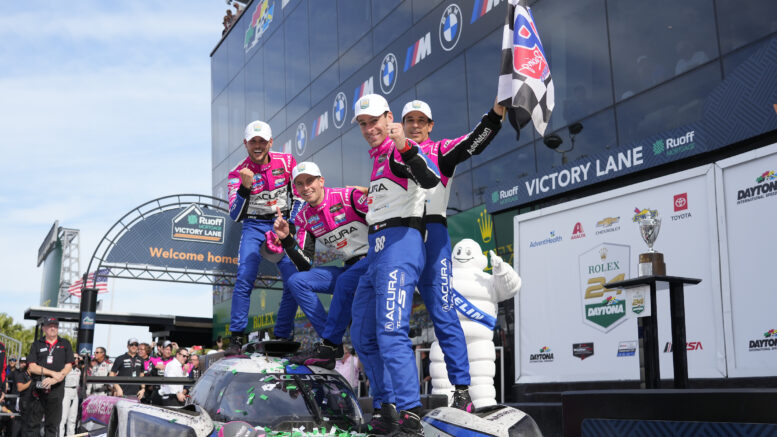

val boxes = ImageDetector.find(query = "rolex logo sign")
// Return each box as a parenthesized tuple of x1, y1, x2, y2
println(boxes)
(477, 209, 492, 243)
(171, 204, 226, 244)
(579, 243, 630, 332)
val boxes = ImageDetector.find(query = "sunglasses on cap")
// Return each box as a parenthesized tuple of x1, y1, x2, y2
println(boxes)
(129, 342, 139, 346)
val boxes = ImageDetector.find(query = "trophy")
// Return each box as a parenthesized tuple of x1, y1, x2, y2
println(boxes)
(638, 211, 666, 276)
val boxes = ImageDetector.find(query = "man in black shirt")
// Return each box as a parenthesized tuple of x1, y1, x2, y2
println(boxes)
(109, 337, 146, 399)
(7, 357, 30, 437)
(24, 317, 73, 437)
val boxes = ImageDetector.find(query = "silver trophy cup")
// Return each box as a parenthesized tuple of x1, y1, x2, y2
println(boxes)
(638, 212, 666, 276)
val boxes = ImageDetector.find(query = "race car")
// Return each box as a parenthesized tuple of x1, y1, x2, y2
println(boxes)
(80, 341, 365, 436)
(81, 341, 545, 436)
(422, 405, 544, 437)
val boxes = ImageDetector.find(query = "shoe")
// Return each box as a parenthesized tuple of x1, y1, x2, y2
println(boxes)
(224, 333, 243, 356)
(355, 403, 399, 434)
(387, 410, 424, 436)
(289, 342, 340, 370)
(451, 387, 474, 413)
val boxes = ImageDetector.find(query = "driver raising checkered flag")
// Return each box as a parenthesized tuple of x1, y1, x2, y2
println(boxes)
(497, 0, 554, 137)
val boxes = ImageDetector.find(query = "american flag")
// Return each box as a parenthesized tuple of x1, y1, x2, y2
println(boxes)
(497, 0, 554, 136)
(67, 269, 110, 296)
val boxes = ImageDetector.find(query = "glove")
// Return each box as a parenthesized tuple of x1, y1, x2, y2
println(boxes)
(489, 250, 522, 301)
(264, 230, 283, 253)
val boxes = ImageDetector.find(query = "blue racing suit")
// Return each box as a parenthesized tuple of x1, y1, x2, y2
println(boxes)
(351, 136, 440, 412)
(419, 108, 503, 386)
(227, 153, 306, 337)
(279, 186, 370, 344)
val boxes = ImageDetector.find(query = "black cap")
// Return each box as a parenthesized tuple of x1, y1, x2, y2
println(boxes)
(40, 316, 59, 326)
(19, 357, 27, 362)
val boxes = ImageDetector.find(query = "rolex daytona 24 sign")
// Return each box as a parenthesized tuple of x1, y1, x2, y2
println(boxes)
(579, 243, 630, 332)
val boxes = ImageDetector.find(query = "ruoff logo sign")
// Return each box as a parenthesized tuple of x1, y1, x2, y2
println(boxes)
(172, 204, 226, 244)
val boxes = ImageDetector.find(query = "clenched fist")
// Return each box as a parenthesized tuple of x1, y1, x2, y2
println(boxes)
(239, 167, 255, 189)
(387, 122, 408, 151)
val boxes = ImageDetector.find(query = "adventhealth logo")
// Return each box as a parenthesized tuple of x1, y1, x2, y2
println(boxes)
(653, 131, 695, 156)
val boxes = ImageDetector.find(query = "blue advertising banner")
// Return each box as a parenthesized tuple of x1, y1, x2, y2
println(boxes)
(487, 38, 777, 212)
(104, 203, 243, 273)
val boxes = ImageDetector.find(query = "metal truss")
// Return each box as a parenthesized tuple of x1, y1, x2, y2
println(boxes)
(84, 194, 281, 289)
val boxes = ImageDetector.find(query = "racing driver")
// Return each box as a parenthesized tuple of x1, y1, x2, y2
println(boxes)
(351, 94, 440, 436)
(401, 98, 504, 412)
(272, 161, 370, 370)
(226, 120, 307, 354)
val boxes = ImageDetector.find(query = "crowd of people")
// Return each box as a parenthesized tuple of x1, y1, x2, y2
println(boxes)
(225, 93, 506, 436)
(222, 2, 243, 37)
(0, 318, 206, 437)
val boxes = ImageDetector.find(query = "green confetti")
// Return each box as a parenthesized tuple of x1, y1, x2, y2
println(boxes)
(286, 384, 297, 390)
(290, 364, 298, 369)
(340, 392, 347, 398)
(260, 394, 268, 400)
(367, 424, 373, 431)
(247, 393, 256, 404)
(263, 376, 274, 382)
(218, 389, 225, 398)
(170, 418, 177, 423)
(232, 369, 238, 374)
(247, 386, 255, 393)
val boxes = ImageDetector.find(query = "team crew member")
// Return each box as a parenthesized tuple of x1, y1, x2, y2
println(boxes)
(87, 347, 111, 395)
(109, 338, 145, 399)
(402, 99, 504, 412)
(11, 357, 30, 437)
(158, 348, 189, 406)
(227, 120, 306, 352)
(271, 162, 370, 369)
(351, 94, 440, 436)
(0, 340, 5, 402)
(24, 317, 73, 437)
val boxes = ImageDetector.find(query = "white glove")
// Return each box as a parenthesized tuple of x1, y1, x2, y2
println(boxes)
(489, 250, 521, 301)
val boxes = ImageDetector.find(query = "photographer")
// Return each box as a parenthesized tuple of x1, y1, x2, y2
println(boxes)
(23, 317, 73, 437)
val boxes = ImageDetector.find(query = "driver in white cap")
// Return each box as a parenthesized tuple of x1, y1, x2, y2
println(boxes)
(225, 120, 307, 354)
(400, 97, 505, 412)
(271, 161, 370, 370)
(350, 94, 441, 435)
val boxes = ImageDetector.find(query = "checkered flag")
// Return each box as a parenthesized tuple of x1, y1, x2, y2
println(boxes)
(497, 0, 554, 137)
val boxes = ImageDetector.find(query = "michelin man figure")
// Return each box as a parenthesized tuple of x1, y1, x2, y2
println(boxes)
(429, 238, 521, 409)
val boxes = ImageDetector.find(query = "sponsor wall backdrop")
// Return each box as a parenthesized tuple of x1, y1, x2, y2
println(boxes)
(716, 143, 777, 377)
(513, 165, 725, 383)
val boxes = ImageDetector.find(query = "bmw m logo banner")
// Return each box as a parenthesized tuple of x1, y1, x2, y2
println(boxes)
(497, 0, 554, 136)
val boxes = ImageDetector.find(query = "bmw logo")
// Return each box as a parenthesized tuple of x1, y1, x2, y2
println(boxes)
(380, 53, 398, 94)
(439, 4, 463, 52)
(295, 123, 307, 156)
(332, 91, 347, 129)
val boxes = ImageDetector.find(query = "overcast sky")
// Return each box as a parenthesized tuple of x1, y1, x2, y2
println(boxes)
(0, 1, 229, 357)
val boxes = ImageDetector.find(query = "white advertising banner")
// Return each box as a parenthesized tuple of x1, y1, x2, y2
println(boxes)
(716, 143, 777, 377)
(514, 165, 725, 383)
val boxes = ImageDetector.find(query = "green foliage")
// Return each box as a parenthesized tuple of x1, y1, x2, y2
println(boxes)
(0, 312, 36, 358)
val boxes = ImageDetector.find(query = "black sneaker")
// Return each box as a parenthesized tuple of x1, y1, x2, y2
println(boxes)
(451, 387, 474, 413)
(288, 342, 339, 369)
(355, 403, 399, 434)
(224, 334, 243, 356)
(387, 410, 424, 436)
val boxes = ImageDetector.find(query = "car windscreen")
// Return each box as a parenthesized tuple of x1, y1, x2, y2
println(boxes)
(207, 372, 361, 431)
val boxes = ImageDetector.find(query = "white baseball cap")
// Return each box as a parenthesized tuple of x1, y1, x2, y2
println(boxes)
(401, 100, 433, 121)
(244, 120, 272, 142)
(292, 161, 322, 181)
(352, 94, 390, 123)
